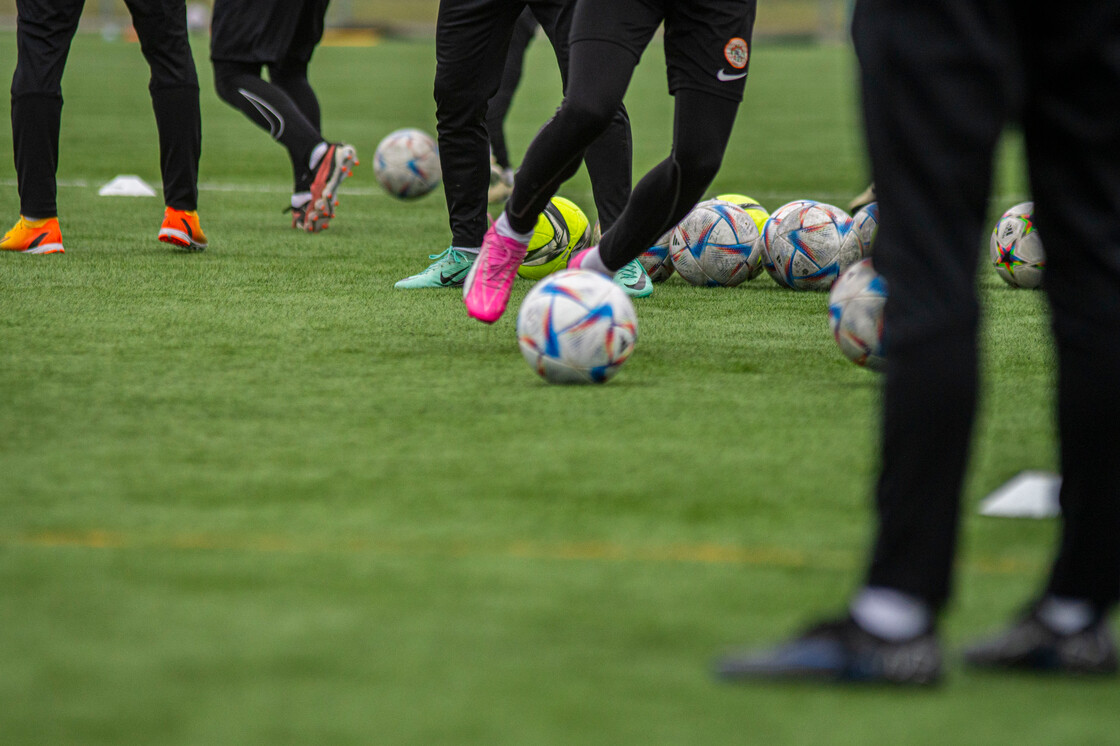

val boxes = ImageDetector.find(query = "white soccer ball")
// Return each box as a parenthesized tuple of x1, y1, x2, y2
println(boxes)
(373, 128, 441, 199)
(763, 201, 857, 291)
(517, 270, 638, 384)
(828, 258, 887, 371)
(639, 230, 675, 282)
(761, 200, 817, 287)
(990, 202, 1044, 289)
(851, 201, 879, 258)
(669, 199, 762, 287)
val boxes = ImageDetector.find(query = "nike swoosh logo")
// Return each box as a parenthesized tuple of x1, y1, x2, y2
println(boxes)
(716, 69, 748, 82)
(440, 268, 469, 285)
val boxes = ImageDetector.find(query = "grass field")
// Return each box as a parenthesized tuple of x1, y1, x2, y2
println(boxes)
(2, 32, 1118, 746)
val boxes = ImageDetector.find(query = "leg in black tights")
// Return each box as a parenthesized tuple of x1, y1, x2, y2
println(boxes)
(506, 40, 740, 270)
(599, 89, 737, 270)
(212, 60, 323, 191)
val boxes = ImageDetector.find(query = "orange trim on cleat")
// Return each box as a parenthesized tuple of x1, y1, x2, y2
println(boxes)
(1, 216, 65, 254)
(158, 207, 208, 251)
(303, 142, 357, 233)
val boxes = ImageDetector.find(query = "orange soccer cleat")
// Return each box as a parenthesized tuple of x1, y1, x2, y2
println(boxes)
(1, 216, 65, 254)
(158, 207, 208, 251)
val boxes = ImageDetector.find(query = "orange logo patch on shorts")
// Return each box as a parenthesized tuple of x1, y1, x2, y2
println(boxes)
(724, 38, 749, 69)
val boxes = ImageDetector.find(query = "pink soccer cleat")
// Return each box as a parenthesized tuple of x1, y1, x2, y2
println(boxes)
(462, 224, 528, 323)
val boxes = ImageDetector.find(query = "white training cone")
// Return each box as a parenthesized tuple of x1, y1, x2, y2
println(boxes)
(978, 471, 1061, 518)
(99, 175, 157, 197)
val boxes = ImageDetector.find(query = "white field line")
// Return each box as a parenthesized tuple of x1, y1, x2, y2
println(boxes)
(0, 178, 1030, 205)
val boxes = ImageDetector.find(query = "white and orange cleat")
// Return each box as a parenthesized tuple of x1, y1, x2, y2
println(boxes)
(1, 216, 65, 254)
(304, 142, 358, 233)
(158, 207, 208, 251)
(462, 222, 527, 323)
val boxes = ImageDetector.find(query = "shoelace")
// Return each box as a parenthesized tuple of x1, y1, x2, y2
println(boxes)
(480, 246, 521, 283)
(427, 248, 465, 264)
(614, 260, 645, 286)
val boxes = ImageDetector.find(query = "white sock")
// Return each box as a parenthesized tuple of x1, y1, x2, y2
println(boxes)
(575, 246, 612, 277)
(308, 141, 329, 170)
(850, 586, 932, 642)
(494, 211, 533, 244)
(453, 246, 480, 256)
(1037, 596, 1095, 635)
(292, 192, 312, 209)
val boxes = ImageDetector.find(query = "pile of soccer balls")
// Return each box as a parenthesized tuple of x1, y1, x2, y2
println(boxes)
(370, 127, 1039, 383)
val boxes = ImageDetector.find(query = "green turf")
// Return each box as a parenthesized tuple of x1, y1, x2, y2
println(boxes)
(2, 33, 1116, 746)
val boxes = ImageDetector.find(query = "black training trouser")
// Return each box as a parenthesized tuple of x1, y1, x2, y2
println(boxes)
(485, 7, 538, 171)
(434, 0, 632, 247)
(855, 0, 1120, 612)
(11, 0, 201, 215)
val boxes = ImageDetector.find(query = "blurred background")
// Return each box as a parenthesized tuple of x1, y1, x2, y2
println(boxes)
(0, 0, 853, 41)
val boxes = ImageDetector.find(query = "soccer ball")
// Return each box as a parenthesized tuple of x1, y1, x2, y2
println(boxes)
(760, 200, 817, 287)
(716, 193, 770, 279)
(763, 201, 857, 291)
(828, 258, 887, 371)
(518, 196, 592, 281)
(990, 202, 1044, 288)
(639, 230, 675, 282)
(373, 128, 441, 199)
(669, 199, 763, 287)
(851, 202, 879, 258)
(516, 269, 638, 384)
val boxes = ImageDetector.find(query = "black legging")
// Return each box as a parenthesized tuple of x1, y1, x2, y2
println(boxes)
(506, 40, 739, 270)
(212, 60, 322, 191)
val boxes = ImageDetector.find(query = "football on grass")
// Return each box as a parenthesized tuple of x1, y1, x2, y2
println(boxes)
(763, 201, 858, 291)
(516, 270, 638, 384)
(828, 258, 887, 371)
(669, 199, 762, 287)
(519, 196, 591, 281)
(373, 128, 441, 199)
(990, 202, 1045, 289)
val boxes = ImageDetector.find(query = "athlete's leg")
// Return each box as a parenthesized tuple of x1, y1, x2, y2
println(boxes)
(598, 89, 739, 269)
(268, 0, 329, 132)
(434, 0, 523, 249)
(1024, 2, 1120, 613)
(126, 0, 201, 211)
(10, 0, 84, 218)
(505, 39, 640, 235)
(529, 0, 634, 231)
(485, 7, 536, 171)
(855, 0, 1010, 608)
(213, 60, 324, 192)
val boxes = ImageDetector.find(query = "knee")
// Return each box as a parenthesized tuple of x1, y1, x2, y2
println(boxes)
(268, 60, 309, 87)
(558, 96, 618, 140)
(434, 76, 488, 127)
(672, 145, 723, 192)
(212, 62, 255, 104)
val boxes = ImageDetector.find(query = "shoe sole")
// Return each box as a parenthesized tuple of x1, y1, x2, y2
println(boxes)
(3, 243, 65, 254)
(159, 228, 207, 251)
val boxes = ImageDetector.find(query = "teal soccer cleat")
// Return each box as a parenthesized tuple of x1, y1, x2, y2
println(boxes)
(395, 248, 476, 289)
(614, 258, 653, 298)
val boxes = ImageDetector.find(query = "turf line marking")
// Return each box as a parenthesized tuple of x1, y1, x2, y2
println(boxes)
(0, 178, 1031, 205)
(6, 529, 1039, 576)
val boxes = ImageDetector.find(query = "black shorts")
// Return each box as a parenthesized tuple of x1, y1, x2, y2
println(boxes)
(210, 0, 330, 65)
(570, 0, 756, 101)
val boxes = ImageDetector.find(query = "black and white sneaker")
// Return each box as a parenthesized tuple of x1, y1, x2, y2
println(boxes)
(964, 608, 1118, 675)
(715, 616, 942, 686)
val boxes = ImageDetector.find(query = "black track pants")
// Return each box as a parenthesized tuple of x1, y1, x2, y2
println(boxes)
(11, 0, 201, 215)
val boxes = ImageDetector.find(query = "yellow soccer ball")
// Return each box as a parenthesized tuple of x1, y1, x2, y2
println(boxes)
(518, 196, 592, 281)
